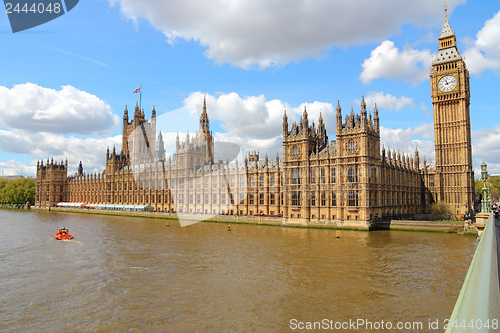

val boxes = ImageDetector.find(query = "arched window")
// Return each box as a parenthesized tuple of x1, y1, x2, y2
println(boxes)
(292, 145, 299, 157)
(348, 140, 355, 153)
(347, 166, 358, 183)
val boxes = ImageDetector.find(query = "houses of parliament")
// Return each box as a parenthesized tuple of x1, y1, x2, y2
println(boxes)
(35, 9, 475, 228)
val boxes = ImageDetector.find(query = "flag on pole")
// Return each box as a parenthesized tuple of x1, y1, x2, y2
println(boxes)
(133, 87, 141, 94)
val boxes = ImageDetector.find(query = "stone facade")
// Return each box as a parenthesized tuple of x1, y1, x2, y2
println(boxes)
(35, 9, 474, 225)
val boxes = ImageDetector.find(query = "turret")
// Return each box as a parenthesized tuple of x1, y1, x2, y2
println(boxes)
(155, 131, 165, 162)
(134, 101, 140, 117)
(152, 105, 156, 118)
(123, 105, 129, 122)
(414, 146, 420, 170)
(318, 112, 325, 140)
(373, 103, 379, 131)
(199, 96, 209, 132)
(302, 106, 308, 135)
(78, 161, 83, 176)
(283, 110, 288, 139)
(360, 95, 367, 122)
(336, 100, 342, 132)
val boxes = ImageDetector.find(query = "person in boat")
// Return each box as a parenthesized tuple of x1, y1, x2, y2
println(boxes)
(227, 225, 231, 231)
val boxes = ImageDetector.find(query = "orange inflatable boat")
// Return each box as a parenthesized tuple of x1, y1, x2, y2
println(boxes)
(55, 228, 73, 240)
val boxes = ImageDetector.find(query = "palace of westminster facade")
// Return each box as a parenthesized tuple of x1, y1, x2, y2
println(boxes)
(35, 10, 475, 227)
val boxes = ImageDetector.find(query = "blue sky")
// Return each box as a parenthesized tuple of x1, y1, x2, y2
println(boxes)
(0, 0, 500, 177)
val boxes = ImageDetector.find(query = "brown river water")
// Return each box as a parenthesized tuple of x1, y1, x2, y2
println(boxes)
(0, 209, 476, 332)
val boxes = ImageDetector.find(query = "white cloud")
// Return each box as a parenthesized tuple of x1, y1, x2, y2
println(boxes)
(357, 92, 414, 112)
(109, 0, 464, 69)
(0, 129, 121, 177)
(0, 160, 37, 178)
(360, 40, 432, 84)
(380, 124, 435, 161)
(0, 83, 119, 135)
(463, 11, 500, 75)
(0, 83, 121, 177)
(472, 124, 500, 175)
(179, 92, 336, 141)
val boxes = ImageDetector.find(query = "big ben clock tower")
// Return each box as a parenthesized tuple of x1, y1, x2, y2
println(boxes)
(430, 5, 474, 215)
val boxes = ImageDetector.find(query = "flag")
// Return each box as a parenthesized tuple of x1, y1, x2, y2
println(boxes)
(133, 87, 141, 94)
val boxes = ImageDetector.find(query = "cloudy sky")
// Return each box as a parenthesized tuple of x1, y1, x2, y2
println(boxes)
(0, 0, 499, 177)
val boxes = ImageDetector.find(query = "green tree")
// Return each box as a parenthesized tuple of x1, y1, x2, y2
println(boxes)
(430, 201, 452, 217)
(0, 177, 35, 205)
(476, 176, 500, 203)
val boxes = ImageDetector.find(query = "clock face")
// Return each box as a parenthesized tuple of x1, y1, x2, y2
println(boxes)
(438, 75, 457, 92)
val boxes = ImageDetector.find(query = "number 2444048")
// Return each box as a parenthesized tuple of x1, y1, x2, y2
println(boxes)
(5, 2, 62, 14)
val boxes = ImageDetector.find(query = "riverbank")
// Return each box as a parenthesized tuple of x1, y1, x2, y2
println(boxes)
(0, 204, 30, 209)
(29, 206, 475, 234)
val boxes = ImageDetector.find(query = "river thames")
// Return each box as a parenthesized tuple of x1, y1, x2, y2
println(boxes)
(0, 209, 476, 332)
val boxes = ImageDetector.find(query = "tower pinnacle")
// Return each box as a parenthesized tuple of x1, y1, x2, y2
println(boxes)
(440, 2, 454, 39)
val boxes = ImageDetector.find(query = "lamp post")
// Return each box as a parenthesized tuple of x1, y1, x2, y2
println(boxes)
(481, 160, 492, 213)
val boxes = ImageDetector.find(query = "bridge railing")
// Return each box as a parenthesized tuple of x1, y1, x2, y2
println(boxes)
(446, 213, 500, 332)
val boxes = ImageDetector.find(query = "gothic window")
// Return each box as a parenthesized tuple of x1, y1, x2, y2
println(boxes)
(259, 175, 264, 188)
(347, 166, 358, 183)
(230, 175, 235, 188)
(311, 192, 316, 206)
(270, 194, 275, 205)
(249, 175, 254, 188)
(291, 169, 301, 185)
(270, 175, 276, 187)
(321, 192, 326, 206)
(348, 139, 356, 153)
(331, 168, 336, 183)
(311, 169, 316, 184)
(239, 176, 245, 188)
(221, 194, 226, 205)
(331, 192, 336, 206)
(321, 168, 326, 184)
(429, 176, 435, 188)
(259, 193, 264, 205)
(212, 194, 217, 204)
(205, 178, 209, 189)
(292, 145, 299, 157)
(249, 194, 254, 205)
(348, 191, 358, 206)
(292, 192, 301, 206)
(204, 194, 209, 204)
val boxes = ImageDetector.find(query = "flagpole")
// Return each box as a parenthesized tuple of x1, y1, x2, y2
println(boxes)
(140, 84, 142, 111)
